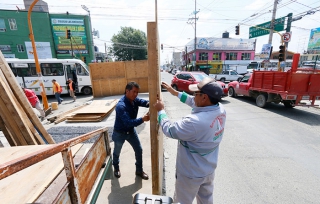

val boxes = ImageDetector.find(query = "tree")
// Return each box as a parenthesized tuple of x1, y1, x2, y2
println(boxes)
(109, 27, 147, 61)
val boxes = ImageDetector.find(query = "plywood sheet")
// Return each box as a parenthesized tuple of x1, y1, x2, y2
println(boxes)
(0, 144, 83, 203)
(90, 62, 125, 79)
(73, 99, 118, 114)
(126, 60, 148, 79)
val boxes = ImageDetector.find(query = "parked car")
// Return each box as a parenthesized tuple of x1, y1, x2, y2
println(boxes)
(171, 69, 178, 75)
(171, 71, 228, 97)
(211, 70, 243, 82)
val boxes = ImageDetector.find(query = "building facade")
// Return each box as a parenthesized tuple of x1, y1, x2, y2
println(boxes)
(0, 9, 94, 64)
(184, 37, 256, 74)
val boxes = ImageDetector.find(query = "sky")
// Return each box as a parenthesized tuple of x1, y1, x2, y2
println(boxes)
(1, 0, 320, 65)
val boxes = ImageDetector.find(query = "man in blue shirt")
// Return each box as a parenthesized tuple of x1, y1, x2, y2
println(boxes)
(113, 82, 150, 180)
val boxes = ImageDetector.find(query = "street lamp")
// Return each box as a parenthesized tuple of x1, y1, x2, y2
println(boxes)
(81, 5, 95, 62)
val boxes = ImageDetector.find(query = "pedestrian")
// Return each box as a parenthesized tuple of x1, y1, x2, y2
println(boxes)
(52, 79, 63, 104)
(66, 78, 76, 102)
(112, 81, 150, 180)
(22, 87, 45, 121)
(153, 77, 226, 204)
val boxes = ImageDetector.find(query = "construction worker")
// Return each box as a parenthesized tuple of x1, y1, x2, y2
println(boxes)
(22, 87, 45, 121)
(66, 78, 76, 102)
(52, 79, 63, 104)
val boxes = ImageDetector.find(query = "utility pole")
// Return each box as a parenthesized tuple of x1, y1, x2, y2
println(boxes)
(268, 0, 278, 45)
(285, 13, 293, 49)
(185, 46, 188, 71)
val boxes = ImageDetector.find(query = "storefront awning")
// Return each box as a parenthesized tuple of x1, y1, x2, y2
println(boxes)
(199, 65, 213, 69)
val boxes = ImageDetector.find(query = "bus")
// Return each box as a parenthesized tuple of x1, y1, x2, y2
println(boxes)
(5, 58, 92, 95)
(247, 59, 293, 73)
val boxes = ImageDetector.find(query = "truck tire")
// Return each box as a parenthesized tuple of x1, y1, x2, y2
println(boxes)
(283, 101, 295, 108)
(256, 94, 267, 108)
(228, 87, 237, 97)
(220, 78, 226, 83)
(172, 85, 178, 91)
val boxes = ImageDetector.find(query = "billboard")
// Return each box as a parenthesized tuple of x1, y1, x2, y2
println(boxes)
(260, 44, 272, 60)
(186, 37, 256, 52)
(307, 27, 320, 54)
(25, 42, 53, 59)
(51, 18, 89, 55)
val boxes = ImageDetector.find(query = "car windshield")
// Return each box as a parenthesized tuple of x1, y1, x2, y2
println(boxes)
(192, 73, 208, 82)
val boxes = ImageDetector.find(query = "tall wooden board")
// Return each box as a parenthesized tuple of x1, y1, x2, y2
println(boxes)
(147, 22, 163, 195)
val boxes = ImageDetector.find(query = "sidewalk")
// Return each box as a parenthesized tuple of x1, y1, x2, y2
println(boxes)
(0, 93, 153, 203)
(48, 93, 153, 203)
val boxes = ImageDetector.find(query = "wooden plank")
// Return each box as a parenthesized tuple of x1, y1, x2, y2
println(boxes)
(147, 21, 163, 195)
(61, 148, 81, 203)
(0, 115, 16, 146)
(0, 53, 54, 144)
(0, 72, 37, 145)
(0, 144, 82, 203)
(0, 96, 29, 145)
(53, 103, 88, 124)
(76, 135, 107, 203)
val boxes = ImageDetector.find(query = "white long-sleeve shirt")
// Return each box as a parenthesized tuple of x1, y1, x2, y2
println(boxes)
(158, 92, 226, 178)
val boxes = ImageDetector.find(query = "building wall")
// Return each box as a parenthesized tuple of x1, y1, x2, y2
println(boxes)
(0, 10, 55, 59)
(0, 10, 94, 64)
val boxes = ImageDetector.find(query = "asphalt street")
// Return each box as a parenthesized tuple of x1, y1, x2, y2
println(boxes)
(160, 71, 320, 203)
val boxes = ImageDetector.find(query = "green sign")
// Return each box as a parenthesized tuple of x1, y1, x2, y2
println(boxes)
(249, 17, 285, 38)
(51, 18, 89, 55)
(199, 65, 213, 69)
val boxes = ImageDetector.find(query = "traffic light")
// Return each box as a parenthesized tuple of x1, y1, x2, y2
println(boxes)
(66, 29, 71, 39)
(82, 56, 87, 63)
(235, 25, 240, 35)
(161, 44, 163, 50)
(279, 45, 286, 62)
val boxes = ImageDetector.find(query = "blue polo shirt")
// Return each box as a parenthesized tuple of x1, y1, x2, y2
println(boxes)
(113, 95, 149, 132)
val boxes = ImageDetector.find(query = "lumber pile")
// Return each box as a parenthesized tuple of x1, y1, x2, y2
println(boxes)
(0, 51, 54, 145)
(65, 99, 118, 122)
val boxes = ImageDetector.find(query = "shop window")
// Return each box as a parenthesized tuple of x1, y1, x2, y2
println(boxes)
(8, 19, 17, 30)
(17, 44, 25, 52)
(199, 52, 208, 60)
(0, 18, 6, 32)
(241, 53, 251, 60)
(0, 45, 11, 52)
(212, 53, 221, 60)
(226, 53, 237, 60)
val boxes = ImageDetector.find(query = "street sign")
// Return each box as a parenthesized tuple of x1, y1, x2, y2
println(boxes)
(283, 32, 292, 42)
(249, 17, 285, 39)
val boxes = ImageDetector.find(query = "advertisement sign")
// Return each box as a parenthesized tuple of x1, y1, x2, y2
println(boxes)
(51, 18, 89, 55)
(260, 44, 272, 59)
(307, 27, 320, 54)
(25, 42, 53, 59)
(186, 37, 256, 52)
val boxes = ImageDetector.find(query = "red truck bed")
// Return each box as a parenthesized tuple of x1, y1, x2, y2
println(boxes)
(250, 71, 320, 104)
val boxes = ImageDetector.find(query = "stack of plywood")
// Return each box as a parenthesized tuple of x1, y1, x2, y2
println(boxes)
(0, 51, 55, 145)
(65, 99, 118, 122)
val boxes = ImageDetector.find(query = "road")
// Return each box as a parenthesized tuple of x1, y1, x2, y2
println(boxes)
(160, 71, 320, 203)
